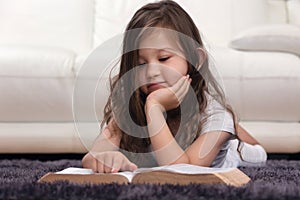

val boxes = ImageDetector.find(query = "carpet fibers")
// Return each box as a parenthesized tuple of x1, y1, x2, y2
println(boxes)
(0, 159, 299, 199)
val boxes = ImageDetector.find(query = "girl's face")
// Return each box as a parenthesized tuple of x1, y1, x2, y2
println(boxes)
(138, 30, 188, 95)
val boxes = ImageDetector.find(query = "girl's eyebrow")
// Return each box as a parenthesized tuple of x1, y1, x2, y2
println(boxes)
(160, 48, 185, 57)
(138, 47, 180, 58)
(159, 48, 177, 54)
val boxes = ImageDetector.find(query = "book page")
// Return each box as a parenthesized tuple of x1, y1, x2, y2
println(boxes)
(134, 164, 235, 174)
(53, 164, 236, 181)
(117, 172, 135, 182)
(55, 167, 94, 174)
(55, 167, 134, 182)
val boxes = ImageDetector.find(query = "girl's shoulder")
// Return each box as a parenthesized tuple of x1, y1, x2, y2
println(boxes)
(204, 92, 227, 113)
(199, 92, 235, 135)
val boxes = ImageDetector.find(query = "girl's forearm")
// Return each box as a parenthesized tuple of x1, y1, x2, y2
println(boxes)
(145, 102, 190, 165)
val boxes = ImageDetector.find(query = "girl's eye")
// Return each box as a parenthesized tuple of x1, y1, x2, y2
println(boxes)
(138, 63, 146, 67)
(159, 57, 169, 62)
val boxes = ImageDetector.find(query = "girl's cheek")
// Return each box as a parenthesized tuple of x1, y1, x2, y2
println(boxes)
(166, 76, 179, 86)
(137, 68, 147, 85)
(162, 68, 184, 86)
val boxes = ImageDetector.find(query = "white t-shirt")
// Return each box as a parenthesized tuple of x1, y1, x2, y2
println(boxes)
(200, 94, 236, 167)
(200, 94, 235, 136)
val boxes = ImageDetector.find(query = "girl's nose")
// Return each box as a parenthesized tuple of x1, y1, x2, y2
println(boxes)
(146, 63, 160, 80)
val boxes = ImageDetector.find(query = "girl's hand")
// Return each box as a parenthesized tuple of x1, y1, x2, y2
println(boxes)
(82, 151, 137, 173)
(146, 75, 191, 111)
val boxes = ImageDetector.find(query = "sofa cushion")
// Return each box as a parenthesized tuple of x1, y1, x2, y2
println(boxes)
(93, 0, 150, 47)
(230, 24, 300, 56)
(287, 0, 300, 26)
(0, 0, 94, 54)
(0, 46, 76, 122)
(93, 0, 287, 47)
(0, 45, 75, 77)
(0, 77, 75, 122)
(176, 0, 286, 45)
(211, 46, 300, 122)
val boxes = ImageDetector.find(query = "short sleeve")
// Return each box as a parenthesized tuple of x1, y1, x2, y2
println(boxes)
(200, 94, 235, 136)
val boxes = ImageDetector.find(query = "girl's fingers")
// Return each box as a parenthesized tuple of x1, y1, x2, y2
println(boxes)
(171, 75, 187, 93)
(123, 162, 138, 172)
(95, 154, 104, 173)
(83, 153, 98, 172)
(176, 76, 188, 94)
(128, 163, 138, 171)
(103, 155, 113, 173)
(175, 76, 190, 101)
(92, 152, 136, 173)
(120, 156, 138, 172)
(91, 157, 98, 173)
(181, 77, 191, 100)
(95, 153, 112, 173)
(111, 156, 122, 173)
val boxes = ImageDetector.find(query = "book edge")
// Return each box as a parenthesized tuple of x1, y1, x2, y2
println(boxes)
(213, 168, 251, 187)
(38, 172, 130, 185)
(131, 170, 230, 185)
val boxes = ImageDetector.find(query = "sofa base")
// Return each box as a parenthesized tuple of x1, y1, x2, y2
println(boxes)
(0, 122, 299, 154)
(0, 123, 87, 153)
(241, 121, 300, 153)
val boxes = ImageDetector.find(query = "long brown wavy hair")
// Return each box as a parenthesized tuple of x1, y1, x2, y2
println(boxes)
(101, 0, 238, 153)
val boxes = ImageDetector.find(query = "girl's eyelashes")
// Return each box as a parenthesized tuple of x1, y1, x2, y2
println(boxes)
(159, 57, 170, 62)
(138, 63, 146, 67)
(138, 55, 171, 65)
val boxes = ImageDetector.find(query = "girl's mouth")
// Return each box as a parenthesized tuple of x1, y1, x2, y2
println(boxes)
(147, 82, 165, 92)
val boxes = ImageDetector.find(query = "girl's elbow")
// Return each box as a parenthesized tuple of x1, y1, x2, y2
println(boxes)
(169, 155, 190, 165)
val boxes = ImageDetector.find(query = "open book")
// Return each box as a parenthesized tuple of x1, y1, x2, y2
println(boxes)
(38, 164, 250, 187)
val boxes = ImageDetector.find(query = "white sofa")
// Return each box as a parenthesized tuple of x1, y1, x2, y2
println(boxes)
(0, 0, 299, 154)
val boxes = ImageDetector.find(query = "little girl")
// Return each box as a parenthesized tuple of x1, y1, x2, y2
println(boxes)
(82, 0, 267, 173)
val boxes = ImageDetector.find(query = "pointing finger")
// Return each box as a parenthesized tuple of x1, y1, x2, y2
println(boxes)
(171, 75, 188, 93)
(176, 76, 190, 101)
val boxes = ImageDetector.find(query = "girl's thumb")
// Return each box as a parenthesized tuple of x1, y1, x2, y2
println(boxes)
(129, 163, 138, 171)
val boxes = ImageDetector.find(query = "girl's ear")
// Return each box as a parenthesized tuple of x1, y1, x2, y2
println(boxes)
(196, 48, 207, 70)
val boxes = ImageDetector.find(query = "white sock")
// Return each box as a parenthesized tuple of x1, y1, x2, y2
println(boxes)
(237, 140, 267, 166)
(221, 140, 267, 168)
